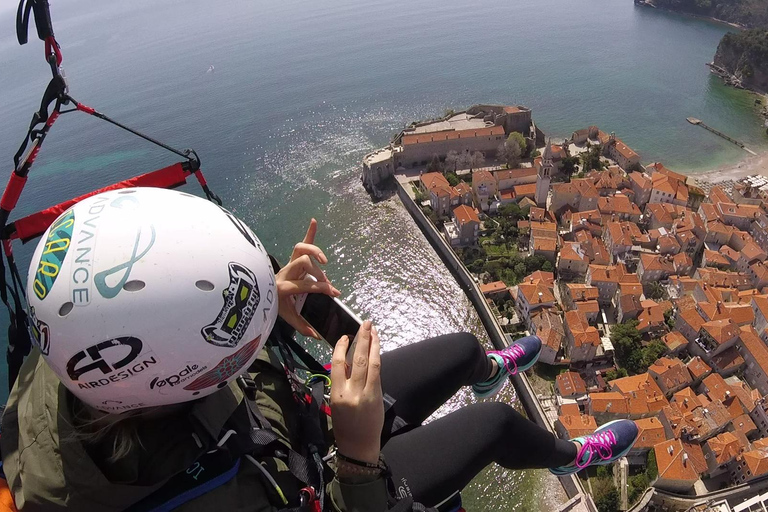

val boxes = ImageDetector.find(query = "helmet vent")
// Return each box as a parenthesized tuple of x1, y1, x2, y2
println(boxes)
(195, 280, 215, 292)
(118, 189, 137, 194)
(58, 302, 74, 317)
(123, 280, 146, 292)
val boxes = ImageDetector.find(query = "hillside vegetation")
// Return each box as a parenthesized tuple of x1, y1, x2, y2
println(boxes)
(649, 0, 768, 28)
(714, 28, 768, 91)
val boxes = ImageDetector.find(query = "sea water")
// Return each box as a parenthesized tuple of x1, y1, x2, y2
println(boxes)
(0, 0, 763, 508)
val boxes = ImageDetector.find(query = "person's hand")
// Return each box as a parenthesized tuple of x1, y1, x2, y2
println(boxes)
(330, 321, 384, 464)
(276, 218, 340, 339)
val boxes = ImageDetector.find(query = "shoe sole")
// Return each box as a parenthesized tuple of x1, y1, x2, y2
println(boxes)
(548, 420, 639, 476)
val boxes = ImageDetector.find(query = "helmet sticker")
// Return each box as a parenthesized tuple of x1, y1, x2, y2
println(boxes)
(28, 306, 51, 355)
(32, 209, 75, 300)
(66, 336, 158, 390)
(221, 208, 265, 255)
(149, 363, 208, 392)
(201, 262, 260, 348)
(94, 224, 156, 300)
(183, 335, 262, 392)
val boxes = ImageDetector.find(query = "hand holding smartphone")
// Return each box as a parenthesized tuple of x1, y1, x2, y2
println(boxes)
(294, 275, 362, 362)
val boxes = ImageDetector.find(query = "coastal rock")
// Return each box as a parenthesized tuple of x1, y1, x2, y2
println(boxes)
(713, 29, 768, 94)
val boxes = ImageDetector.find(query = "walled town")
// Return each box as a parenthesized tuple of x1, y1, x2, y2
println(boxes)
(363, 105, 768, 510)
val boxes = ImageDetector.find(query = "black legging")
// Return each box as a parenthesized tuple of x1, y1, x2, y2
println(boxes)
(379, 333, 577, 507)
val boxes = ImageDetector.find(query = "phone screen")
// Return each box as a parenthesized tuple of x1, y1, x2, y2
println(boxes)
(300, 293, 361, 346)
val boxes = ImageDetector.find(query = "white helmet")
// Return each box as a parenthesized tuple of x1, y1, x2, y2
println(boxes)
(25, 187, 278, 413)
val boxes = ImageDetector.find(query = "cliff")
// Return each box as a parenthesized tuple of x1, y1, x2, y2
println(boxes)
(640, 0, 768, 29)
(713, 28, 768, 92)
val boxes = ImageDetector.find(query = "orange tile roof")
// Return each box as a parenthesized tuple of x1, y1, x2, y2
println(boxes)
(701, 319, 740, 345)
(740, 325, 768, 377)
(655, 439, 700, 483)
(754, 295, 768, 320)
(740, 449, 768, 479)
(647, 162, 688, 184)
(420, 172, 450, 190)
(472, 169, 495, 186)
(612, 139, 639, 161)
(732, 413, 757, 438)
(590, 392, 629, 415)
(453, 205, 480, 227)
(702, 373, 730, 402)
(564, 310, 601, 348)
(558, 414, 598, 439)
(741, 242, 767, 263)
(679, 308, 706, 335)
(403, 125, 504, 145)
(609, 373, 669, 413)
(533, 310, 564, 354)
(480, 281, 507, 295)
(494, 167, 538, 181)
(640, 253, 675, 273)
(634, 417, 667, 449)
(706, 431, 748, 466)
(710, 346, 745, 375)
(598, 196, 642, 217)
(560, 242, 588, 262)
(518, 282, 555, 305)
(672, 387, 702, 414)
(454, 182, 471, 195)
(686, 357, 712, 380)
(648, 357, 692, 391)
(560, 403, 580, 415)
(524, 271, 555, 285)
(663, 331, 688, 352)
(557, 371, 587, 396)
(566, 284, 600, 302)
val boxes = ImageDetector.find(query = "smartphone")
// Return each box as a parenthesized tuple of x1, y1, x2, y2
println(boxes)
(295, 289, 362, 347)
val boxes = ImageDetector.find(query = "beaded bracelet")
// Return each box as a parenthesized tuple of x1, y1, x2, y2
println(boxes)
(334, 453, 386, 480)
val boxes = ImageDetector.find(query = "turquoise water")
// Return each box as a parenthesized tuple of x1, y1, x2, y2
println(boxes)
(0, 0, 764, 509)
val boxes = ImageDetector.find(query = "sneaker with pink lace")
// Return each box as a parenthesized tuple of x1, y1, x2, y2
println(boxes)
(471, 335, 541, 398)
(549, 420, 639, 475)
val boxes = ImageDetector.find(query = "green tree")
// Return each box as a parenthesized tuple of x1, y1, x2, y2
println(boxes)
(580, 144, 605, 172)
(605, 367, 628, 381)
(508, 132, 527, 155)
(498, 203, 525, 221)
(641, 340, 668, 370)
(498, 132, 527, 168)
(561, 156, 579, 180)
(664, 309, 675, 329)
(647, 450, 658, 480)
(647, 281, 666, 300)
(427, 154, 443, 173)
(611, 320, 643, 374)
(446, 172, 459, 186)
(541, 261, 554, 272)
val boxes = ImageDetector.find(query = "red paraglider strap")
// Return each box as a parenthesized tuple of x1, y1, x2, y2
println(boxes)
(10, 162, 192, 242)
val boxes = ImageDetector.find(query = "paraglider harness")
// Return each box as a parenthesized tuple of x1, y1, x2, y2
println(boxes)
(1, 2, 464, 511)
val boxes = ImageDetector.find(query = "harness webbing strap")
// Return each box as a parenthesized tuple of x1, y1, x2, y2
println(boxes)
(0, 175, 27, 215)
(8, 162, 191, 242)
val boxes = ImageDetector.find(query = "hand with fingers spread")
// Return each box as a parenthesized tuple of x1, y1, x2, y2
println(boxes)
(330, 321, 385, 465)
(276, 218, 340, 339)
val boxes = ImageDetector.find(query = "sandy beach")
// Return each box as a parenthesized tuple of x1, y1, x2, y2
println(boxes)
(686, 149, 768, 187)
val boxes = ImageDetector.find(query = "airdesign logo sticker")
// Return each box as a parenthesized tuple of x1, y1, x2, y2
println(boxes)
(66, 336, 158, 389)
(183, 336, 262, 391)
(33, 209, 75, 300)
(28, 306, 51, 355)
(201, 262, 260, 348)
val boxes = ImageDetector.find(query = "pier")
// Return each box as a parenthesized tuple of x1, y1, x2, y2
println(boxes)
(687, 117, 757, 155)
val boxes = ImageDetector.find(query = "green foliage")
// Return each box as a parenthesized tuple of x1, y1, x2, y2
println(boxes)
(561, 156, 579, 178)
(664, 309, 675, 329)
(652, 0, 768, 27)
(446, 172, 459, 186)
(497, 202, 527, 222)
(647, 450, 658, 480)
(605, 367, 628, 381)
(414, 188, 428, 203)
(611, 320, 669, 374)
(423, 206, 440, 226)
(596, 465, 612, 479)
(531, 149, 541, 158)
(427, 155, 443, 173)
(647, 281, 666, 300)
(641, 341, 668, 372)
(628, 472, 650, 505)
(580, 144, 605, 172)
(592, 478, 620, 512)
(507, 132, 528, 156)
